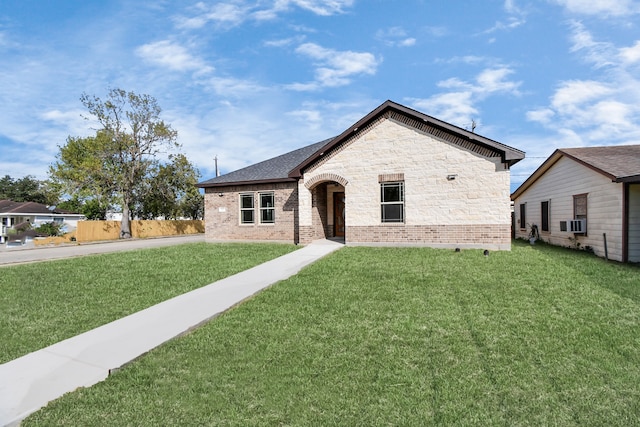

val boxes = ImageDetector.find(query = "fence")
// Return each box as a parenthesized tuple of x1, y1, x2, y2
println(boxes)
(76, 220, 204, 242)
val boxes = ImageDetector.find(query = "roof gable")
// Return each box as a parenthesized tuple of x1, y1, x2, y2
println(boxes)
(289, 100, 524, 178)
(198, 100, 525, 188)
(511, 144, 640, 200)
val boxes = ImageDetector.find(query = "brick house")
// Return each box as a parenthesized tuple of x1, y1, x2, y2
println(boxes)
(197, 100, 525, 249)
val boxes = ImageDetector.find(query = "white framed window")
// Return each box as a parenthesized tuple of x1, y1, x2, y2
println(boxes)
(381, 182, 404, 223)
(240, 193, 254, 224)
(259, 192, 275, 224)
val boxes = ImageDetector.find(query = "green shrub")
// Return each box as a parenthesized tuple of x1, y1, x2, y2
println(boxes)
(35, 222, 63, 237)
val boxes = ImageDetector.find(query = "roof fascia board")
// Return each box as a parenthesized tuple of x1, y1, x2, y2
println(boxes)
(616, 174, 640, 183)
(197, 177, 298, 189)
(290, 100, 524, 178)
(511, 150, 563, 200)
(288, 101, 391, 178)
(559, 150, 617, 182)
(390, 103, 525, 163)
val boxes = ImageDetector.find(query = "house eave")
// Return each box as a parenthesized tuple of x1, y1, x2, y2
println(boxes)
(289, 100, 525, 178)
(511, 150, 563, 200)
(616, 174, 640, 183)
(197, 177, 298, 189)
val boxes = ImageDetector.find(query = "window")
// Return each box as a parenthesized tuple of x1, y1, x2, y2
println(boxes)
(573, 193, 588, 234)
(519, 203, 526, 229)
(573, 194, 587, 220)
(259, 192, 275, 224)
(381, 182, 404, 223)
(240, 193, 254, 224)
(541, 201, 549, 232)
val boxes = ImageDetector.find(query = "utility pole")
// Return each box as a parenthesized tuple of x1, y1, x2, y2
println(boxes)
(214, 156, 220, 177)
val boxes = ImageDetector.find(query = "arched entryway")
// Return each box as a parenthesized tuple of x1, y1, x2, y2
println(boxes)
(303, 173, 348, 242)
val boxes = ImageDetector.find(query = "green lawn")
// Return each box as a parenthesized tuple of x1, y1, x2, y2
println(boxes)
(0, 242, 298, 364)
(23, 241, 640, 426)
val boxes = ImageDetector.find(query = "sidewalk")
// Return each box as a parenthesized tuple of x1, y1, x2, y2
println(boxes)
(0, 239, 343, 427)
(0, 234, 206, 266)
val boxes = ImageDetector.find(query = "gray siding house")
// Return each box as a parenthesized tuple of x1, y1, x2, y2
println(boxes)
(511, 145, 640, 262)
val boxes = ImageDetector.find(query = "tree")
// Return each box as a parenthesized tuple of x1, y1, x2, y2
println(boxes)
(50, 89, 178, 238)
(135, 154, 202, 220)
(0, 175, 60, 205)
(180, 188, 205, 220)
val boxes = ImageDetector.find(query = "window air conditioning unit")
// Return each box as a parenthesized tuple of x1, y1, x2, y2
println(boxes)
(563, 219, 586, 233)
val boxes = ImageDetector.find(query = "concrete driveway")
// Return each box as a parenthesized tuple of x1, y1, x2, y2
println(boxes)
(0, 234, 205, 267)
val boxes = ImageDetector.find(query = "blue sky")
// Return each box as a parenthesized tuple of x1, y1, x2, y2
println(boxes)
(1, 0, 639, 192)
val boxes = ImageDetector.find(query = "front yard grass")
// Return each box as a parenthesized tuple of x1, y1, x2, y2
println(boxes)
(23, 241, 640, 425)
(0, 242, 298, 364)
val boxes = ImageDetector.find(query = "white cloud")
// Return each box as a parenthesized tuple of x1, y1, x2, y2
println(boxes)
(41, 109, 98, 137)
(476, 67, 521, 95)
(376, 27, 417, 47)
(550, 80, 612, 110)
(526, 108, 555, 124)
(272, 0, 355, 16)
(203, 76, 268, 97)
(264, 36, 305, 48)
(504, 0, 519, 14)
(550, 0, 640, 16)
(568, 21, 616, 68)
(136, 40, 214, 74)
(526, 25, 640, 146)
(175, 0, 355, 29)
(409, 66, 521, 127)
(290, 43, 381, 90)
(174, 2, 250, 29)
(619, 40, 640, 64)
(410, 92, 478, 126)
(482, 17, 526, 35)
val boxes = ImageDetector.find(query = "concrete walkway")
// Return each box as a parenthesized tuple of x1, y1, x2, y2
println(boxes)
(0, 239, 343, 427)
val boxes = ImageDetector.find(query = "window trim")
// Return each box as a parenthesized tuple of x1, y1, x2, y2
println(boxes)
(239, 193, 255, 224)
(519, 203, 526, 230)
(259, 191, 275, 224)
(541, 200, 550, 232)
(573, 193, 588, 235)
(380, 181, 405, 223)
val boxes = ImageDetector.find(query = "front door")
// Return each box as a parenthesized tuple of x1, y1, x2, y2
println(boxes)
(334, 192, 345, 237)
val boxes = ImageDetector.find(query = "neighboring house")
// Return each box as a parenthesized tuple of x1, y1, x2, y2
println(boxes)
(198, 100, 525, 249)
(0, 200, 85, 243)
(511, 145, 640, 263)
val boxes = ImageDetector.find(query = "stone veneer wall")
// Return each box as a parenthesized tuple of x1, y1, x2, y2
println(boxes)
(300, 117, 513, 249)
(298, 183, 329, 244)
(204, 182, 298, 242)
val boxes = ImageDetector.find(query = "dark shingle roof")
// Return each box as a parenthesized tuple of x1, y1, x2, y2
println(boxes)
(197, 138, 332, 188)
(560, 145, 640, 182)
(0, 200, 84, 215)
(198, 100, 525, 188)
(511, 144, 640, 200)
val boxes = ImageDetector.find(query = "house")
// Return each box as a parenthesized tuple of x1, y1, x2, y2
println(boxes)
(197, 100, 525, 249)
(0, 200, 85, 243)
(511, 145, 640, 263)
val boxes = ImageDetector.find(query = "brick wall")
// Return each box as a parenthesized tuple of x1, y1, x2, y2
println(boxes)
(347, 224, 511, 250)
(204, 182, 298, 242)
